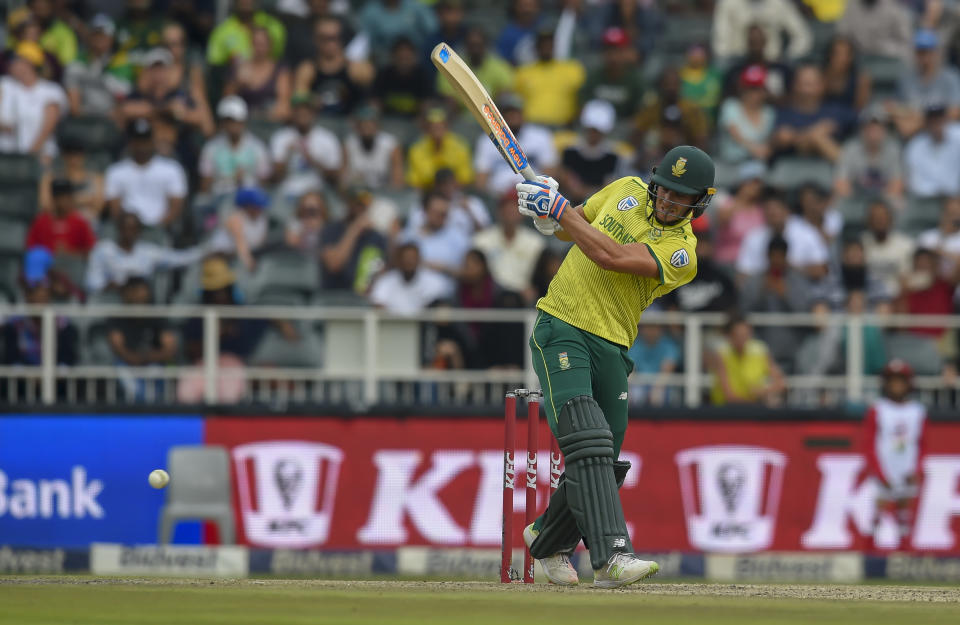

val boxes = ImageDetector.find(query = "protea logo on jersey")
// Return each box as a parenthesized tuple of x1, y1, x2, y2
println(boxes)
(482, 103, 528, 172)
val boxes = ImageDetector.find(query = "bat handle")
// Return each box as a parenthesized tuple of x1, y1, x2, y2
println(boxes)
(520, 164, 539, 182)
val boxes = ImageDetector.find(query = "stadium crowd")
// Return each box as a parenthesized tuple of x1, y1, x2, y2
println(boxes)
(1, 0, 960, 405)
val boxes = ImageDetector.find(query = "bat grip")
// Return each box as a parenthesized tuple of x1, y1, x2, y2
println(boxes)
(520, 164, 539, 182)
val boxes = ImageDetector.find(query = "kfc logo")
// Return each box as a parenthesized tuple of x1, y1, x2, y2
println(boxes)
(676, 445, 786, 552)
(233, 441, 344, 548)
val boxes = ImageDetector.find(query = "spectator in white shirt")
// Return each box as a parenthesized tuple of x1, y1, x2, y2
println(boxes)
(270, 94, 342, 197)
(917, 197, 960, 266)
(862, 197, 915, 298)
(199, 96, 271, 195)
(904, 104, 960, 198)
(0, 41, 66, 162)
(712, 0, 812, 63)
(473, 93, 557, 198)
(368, 242, 449, 315)
(86, 212, 205, 293)
(343, 103, 404, 189)
(737, 188, 830, 279)
(105, 118, 188, 228)
(473, 189, 546, 299)
(404, 168, 490, 240)
(403, 190, 471, 296)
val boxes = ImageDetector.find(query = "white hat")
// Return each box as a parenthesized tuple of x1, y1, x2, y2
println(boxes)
(142, 47, 173, 67)
(580, 99, 616, 134)
(217, 95, 248, 121)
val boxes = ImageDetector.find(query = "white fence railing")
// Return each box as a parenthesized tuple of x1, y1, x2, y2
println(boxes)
(0, 305, 958, 409)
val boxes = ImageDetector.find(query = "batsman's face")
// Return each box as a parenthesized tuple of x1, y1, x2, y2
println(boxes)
(654, 189, 697, 225)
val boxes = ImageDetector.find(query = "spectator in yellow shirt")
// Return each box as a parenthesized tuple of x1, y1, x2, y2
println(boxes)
(708, 315, 786, 406)
(513, 30, 585, 127)
(406, 107, 473, 189)
(438, 28, 514, 103)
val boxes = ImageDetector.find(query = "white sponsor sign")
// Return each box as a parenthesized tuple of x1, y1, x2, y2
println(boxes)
(233, 441, 344, 548)
(706, 552, 863, 582)
(676, 445, 786, 553)
(91, 543, 248, 577)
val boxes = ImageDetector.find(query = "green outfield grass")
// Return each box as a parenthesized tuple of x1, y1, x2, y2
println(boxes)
(1, 578, 958, 625)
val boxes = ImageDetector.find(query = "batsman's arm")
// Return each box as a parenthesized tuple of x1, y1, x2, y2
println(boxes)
(557, 208, 661, 279)
(552, 204, 585, 242)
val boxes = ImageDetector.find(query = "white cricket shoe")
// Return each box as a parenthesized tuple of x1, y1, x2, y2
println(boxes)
(593, 552, 659, 588)
(523, 523, 579, 586)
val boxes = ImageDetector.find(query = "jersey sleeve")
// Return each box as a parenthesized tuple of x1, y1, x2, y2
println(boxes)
(646, 235, 697, 290)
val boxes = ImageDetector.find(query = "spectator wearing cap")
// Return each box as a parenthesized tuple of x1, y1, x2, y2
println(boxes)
(893, 30, 960, 137)
(772, 65, 855, 163)
(39, 137, 106, 223)
(209, 187, 271, 271)
(120, 47, 207, 138)
(2, 247, 78, 367)
(26, 179, 96, 258)
(86, 212, 205, 294)
(15, 0, 77, 66)
(712, 161, 767, 266)
(406, 107, 473, 189)
(223, 24, 292, 122)
(473, 189, 547, 299)
(717, 64, 776, 164)
(904, 103, 960, 197)
(63, 14, 133, 118)
(293, 15, 371, 117)
(737, 187, 830, 280)
(861, 197, 915, 298)
(270, 94, 342, 197)
(343, 104, 404, 189)
(720, 24, 793, 104)
(578, 27, 643, 119)
(474, 93, 557, 198)
(834, 105, 904, 200)
(635, 67, 709, 149)
(514, 30, 585, 127)
(438, 27, 513, 103)
(368, 242, 449, 315)
(199, 96, 272, 196)
(319, 187, 388, 293)
(712, 0, 811, 63)
(373, 37, 436, 117)
(680, 45, 722, 121)
(0, 41, 67, 162)
(836, 0, 913, 62)
(357, 0, 438, 63)
(207, 0, 286, 67)
(560, 100, 621, 206)
(105, 118, 188, 228)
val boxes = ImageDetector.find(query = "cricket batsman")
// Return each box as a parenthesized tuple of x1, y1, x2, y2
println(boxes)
(863, 359, 927, 550)
(514, 145, 716, 587)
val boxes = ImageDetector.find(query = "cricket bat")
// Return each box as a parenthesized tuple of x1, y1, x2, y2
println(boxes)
(431, 42, 538, 182)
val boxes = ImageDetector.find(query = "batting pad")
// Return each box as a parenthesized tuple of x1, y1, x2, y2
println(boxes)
(554, 395, 633, 570)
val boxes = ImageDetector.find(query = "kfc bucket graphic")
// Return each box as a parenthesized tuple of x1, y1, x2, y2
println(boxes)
(233, 441, 344, 548)
(676, 445, 787, 553)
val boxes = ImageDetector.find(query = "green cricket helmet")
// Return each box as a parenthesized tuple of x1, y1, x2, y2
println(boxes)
(648, 145, 717, 221)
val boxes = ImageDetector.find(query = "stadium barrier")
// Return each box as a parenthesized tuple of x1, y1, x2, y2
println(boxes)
(1, 304, 960, 409)
(3, 414, 960, 557)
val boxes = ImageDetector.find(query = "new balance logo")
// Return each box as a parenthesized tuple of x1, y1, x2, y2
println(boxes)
(612, 538, 626, 548)
(618, 392, 628, 400)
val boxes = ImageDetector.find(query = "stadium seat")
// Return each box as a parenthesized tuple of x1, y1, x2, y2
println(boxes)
(861, 56, 905, 97)
(158, 445, 235, 545)
(247, 119, 285, 145)
(248, 323, 323, 368)
(0, 220, 28, 256)
(315, 114, 348, 138)
(0, 189, 39, 223)
(768, 157, 834, 190)
(899, 196, 942, 235)
(56, 116, 121, 156)
(0, 153, 41, 187)
(379, 115, 421, 149)
(52, 253, 87, 291)
(250, 250, 320, 303)
(660, 16, 712, 55)
(883, 332, 943, 375)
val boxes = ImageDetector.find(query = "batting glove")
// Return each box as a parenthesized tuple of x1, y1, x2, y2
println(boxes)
(532, 216, 562, 236)
(517, 176, 569, 222)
